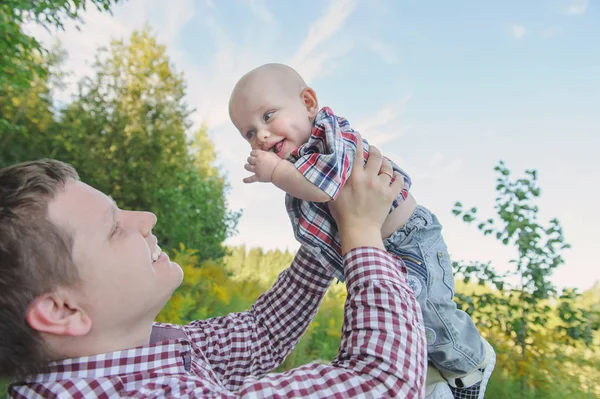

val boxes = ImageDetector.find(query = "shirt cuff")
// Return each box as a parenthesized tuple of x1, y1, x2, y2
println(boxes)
(287, 245, 335, 293)
(343, 246, 405, 288)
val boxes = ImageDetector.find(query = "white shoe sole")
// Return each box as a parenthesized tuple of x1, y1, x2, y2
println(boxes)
(477, 340, 496, 399)
(426, 382, 454, 399)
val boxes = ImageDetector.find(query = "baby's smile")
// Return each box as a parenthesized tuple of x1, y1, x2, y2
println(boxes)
(273, 140, 284, 155)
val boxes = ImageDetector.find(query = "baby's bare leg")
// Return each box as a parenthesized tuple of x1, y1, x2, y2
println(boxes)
(382, 193, 418, 239)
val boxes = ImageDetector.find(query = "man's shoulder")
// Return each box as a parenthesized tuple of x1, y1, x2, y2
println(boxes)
(151, 322, 188, 343)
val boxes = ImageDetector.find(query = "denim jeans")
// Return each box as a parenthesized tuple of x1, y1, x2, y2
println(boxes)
(384, 206, 485, 375)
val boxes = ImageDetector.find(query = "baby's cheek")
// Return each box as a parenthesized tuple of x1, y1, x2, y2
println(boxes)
(272, 118, 290, 134)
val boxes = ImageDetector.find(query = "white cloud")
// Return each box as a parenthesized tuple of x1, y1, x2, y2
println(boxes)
(541, 26, 563, 38)
(410, 156, 464, 182)
(23, 0, 407, 256)
(190, 0, 359, 131)
(290, 0, 357, 83)
(567, 0, 588, 15)
(290, 40, 354, 84)
(25, 0, 195, 105)
(360, 37, 399, 64)
(510, 25, 527, 40)
(157, 0, 196, 45)
(354, 93, 413, 146)
(242, 0, 275, 23)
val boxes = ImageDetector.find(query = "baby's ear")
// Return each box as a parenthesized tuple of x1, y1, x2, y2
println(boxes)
(302, 87, 319, 118)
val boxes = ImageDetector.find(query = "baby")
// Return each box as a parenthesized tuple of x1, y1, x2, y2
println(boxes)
(228, 63, 495, 399)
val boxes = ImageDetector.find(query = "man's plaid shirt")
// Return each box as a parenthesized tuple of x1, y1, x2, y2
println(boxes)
(9, 247, 426, 398)
(287, 107, 412, 281)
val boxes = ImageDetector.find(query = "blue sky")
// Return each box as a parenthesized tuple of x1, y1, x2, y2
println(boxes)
(29, 0, 599, 291)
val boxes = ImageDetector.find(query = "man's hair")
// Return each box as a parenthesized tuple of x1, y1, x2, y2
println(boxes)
(0, 159, 80, 378)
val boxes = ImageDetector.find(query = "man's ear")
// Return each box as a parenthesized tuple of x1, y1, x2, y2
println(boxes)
(301, 87, 319, 118)
(26, 290, 92, 337)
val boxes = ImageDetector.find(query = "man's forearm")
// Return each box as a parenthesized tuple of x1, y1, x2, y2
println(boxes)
(271, 160, 331, 202)
(196, 247, 427, 398)
(186, 245, 333, 391)
(335, 247, 427, 396)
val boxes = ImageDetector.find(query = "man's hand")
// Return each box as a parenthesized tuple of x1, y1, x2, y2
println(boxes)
(244, 149, 282, 183)
(329, 136, 404, 254)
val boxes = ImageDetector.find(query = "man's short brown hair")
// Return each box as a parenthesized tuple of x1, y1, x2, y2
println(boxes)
(0, 159, 81, 378)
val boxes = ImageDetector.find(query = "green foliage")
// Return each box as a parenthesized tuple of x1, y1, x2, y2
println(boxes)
(0, 378, 7, 397)
(192, 124, 220, 179)
(158, 244, 599, 398)
(52, 28, 239, 259)
(452, 161, 598, 397)
(157, 162, 598, 398)
(156, 244, 347, 370)
(2, 4, 597, 397)
(156, 245, 299, 324)
(0, 0, 120, 133)
(0, 45, 67, 167)
(1, 25, 240, 260)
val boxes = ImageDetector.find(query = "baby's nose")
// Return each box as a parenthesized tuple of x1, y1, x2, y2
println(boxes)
(257, 129, 270, 141)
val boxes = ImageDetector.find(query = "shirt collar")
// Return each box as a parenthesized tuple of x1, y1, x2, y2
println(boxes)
(26, 324, 191, 383)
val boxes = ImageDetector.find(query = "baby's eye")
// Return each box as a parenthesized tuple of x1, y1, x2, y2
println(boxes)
(263, 111, 274, 122)
(245, 130, 255, 141)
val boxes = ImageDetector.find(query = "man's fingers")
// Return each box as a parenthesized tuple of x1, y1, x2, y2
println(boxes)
(389, 172, 404, 197)
(353, 133, 365, 169)
(243, 175, 258, 184)
(378, 157, 394, 182)
(365, 145, 383, 176)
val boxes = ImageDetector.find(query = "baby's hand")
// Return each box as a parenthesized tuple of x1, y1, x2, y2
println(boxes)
(243, 149, 282, 183)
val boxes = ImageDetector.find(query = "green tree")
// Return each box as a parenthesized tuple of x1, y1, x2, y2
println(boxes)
(191, 124, 219, 179)
(53, 28, 238, 260)
(0, 0, 120, 133)
(0, 47, 65, 166)
(453, 161, 596, 397)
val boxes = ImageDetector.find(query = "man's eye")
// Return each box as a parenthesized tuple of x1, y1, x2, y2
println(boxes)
(110, 223, 122, 239)
(263, 111, 274, 122)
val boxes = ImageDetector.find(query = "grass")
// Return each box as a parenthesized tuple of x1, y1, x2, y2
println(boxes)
(485, 370, 597, 399)
(1, 378, 9, 396)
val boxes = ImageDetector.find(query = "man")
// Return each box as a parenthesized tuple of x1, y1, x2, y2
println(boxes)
(0, 143, 426, 398)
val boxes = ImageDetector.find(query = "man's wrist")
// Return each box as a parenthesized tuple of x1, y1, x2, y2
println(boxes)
(339, 225, 385, 255)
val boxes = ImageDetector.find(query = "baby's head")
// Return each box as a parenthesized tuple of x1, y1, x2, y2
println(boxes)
(229, 63, 319, 159)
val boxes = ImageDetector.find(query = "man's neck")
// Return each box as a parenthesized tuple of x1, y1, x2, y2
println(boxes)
(46, 321, 154, 361)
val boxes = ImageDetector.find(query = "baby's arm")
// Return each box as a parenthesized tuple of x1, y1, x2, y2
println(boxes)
(243, 149, 332, 202)
(272, 160, 332, 202)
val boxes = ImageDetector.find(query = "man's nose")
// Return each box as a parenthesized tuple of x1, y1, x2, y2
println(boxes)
(126, 211, 157, 237)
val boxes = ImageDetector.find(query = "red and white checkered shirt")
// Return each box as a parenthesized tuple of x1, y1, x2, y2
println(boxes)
(287, 107, 412, 281)
(9, 246, 426, 398)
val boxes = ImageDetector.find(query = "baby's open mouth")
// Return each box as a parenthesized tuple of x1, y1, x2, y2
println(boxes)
(273, 140, 284, 154)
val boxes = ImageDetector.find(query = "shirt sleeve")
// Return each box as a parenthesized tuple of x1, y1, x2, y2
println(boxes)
(183, 245, 334, 391)
(191, 247, 427, 398)
(291, 109, 359, 201)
